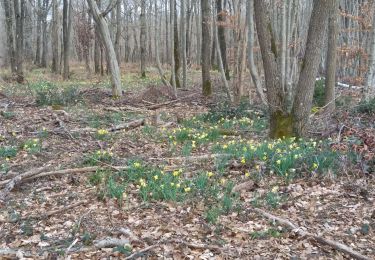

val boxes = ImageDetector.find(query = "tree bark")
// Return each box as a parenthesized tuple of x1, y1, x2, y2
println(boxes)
(216, 0, 230, 80)
(324, 0, 339, 112)
(181, 0, 187, 89)
(35, 0, 41, 65)
(365, 1, 375, 100)
(51, 0, 60, 73)
(140, 0, 147, 77)
(2, 0, 16, 73)
(201, 0, 212, 96)
(14, 0, 25, 83)
(62, 0, 71, 79)
(87, 0, 123, 97)
(292, 0, 331, 137)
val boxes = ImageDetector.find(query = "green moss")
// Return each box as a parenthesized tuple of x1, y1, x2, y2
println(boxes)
(269, 111, 293, 139)
(202, 80, 212, 97)
(268, 23, 278, 58)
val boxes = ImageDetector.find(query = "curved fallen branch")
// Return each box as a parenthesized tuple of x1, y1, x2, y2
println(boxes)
(251, 207, 370, 260)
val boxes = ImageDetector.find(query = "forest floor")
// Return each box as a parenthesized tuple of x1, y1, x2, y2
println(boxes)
(0, 65, 374, 259)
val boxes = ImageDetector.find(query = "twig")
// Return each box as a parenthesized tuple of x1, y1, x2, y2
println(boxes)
(149, 153, 230, 161)
(94, 238, 130, 249)
(251, 207, 370, 260)
(147, 93, 198, 110)
(65, 238, 79, 256)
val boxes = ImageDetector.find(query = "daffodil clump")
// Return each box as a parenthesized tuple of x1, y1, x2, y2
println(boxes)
(23, 138, 42, 154)
(84, 149, 114, 165)
(0, 146, 18, 159)
(95, 129, 110, 140)
(214, 137, 340, 178)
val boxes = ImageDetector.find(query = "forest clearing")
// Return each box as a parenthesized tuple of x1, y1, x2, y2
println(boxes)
(0, 0, 374, 259)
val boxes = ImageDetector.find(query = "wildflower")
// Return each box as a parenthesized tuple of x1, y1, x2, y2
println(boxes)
(5, 157, 9, 161)
(245, 171, 250, 177)
(96, 150, 101, 155)
(184, 187, 191, 192)
(97, 129, 109, 135)
(176, 183, 181, 188)
(153, 175, 159, 180)
(133, 162, 141, 168)
(192, 140, 196, 148)
(222, 144, 228, 149)
(220, 178, 226, 185)
(272, 186, 279, 193)
(312, 163, 318, 169)
(276, 159, 281, 165)
(255, 165, 260, 171)
(241, 157, 246, 164)
(173, 171, 179, 177)
(207, 171, 214, 178)
(170, 182, 175, 187)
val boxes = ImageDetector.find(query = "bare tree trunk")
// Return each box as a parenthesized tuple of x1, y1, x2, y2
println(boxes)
(87, 0, 123, 97)
(35, 0, 41, 65)
(365, 1, 375, 100)
(216, 0, 230, 80)
(246, 0, 266, 105)
(51, 0, 60, 73)
(40, 0, 49, 68)
(62, 0, 71, 79)
(170, 0, 177, 97)
(292, 0, 331, 137)
(2, 0, 16, 73)
(324, 0, 339, 112)
(114, 0, 121, 67)
(140, 0, 147, 77)
(171, 0, 181, 88)
(181, 0, 187, 89)
(201, 0, 212, 96)
(14, 0, 25, 83)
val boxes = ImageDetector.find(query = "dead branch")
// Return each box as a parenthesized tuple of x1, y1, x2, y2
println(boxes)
(232, 180, 255, 193)
(170, 239, 222, 252)
(0, 176, 21, 203)
(108, 119, 145, 132)
(251, 207, 370, 260)
(149, 153, 230, 161)
(0, 249, 32, 258)
(94, 238, 130, 248)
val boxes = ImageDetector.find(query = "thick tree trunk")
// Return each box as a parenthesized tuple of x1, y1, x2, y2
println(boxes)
(324, 0, 339, 112)
(201, 0, 212, 96)
(292, 0, 331, 137)
(140, 0, 147, 77)
(87, 0, 123, 97)
(365, 1, 375, 100)
(254, 0, 285, 138)
(216, 0, 230, 80)
(2, 0, 16, 73)
(181, 0, 187, 89)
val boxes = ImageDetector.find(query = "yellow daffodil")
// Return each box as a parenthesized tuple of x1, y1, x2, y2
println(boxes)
(245, 171, 250, 177)
(272, 186, 279, 193)
(184, 187, 191, 192)
(153, 175, 159, 180)
(276, 160, 281, 165)
(241, 157, 246, 164)
(133, 162, 141, 168)
(207, 171, 214, 177)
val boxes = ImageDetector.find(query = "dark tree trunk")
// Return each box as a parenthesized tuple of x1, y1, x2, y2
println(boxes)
(2, 0, 16, 73)
(216, 0, 230, 80)
(201, 0, 212, 96)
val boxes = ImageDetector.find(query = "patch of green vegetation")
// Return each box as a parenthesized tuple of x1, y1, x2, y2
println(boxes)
(22, 138, 42, 154)
(357, 97, 375, 115)
(250, 228, 282, 240)
(86, 112, 125, 129)
(84, 150, 114, 166)
(32, 81, 83, 107)
(1, 111, 16, 119)
(0, 146, 18, 158)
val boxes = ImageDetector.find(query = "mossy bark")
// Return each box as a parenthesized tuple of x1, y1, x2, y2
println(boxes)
(269, 111, 294, 139)
(202, 80, 212, 97)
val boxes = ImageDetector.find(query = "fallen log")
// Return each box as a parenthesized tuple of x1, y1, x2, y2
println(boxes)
(251, 207, 370, 260)
(147, 92, 198, 110)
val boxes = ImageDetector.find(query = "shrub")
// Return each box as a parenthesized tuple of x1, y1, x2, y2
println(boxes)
(33, 81, 82, 106)
(357, 97, 375, 115)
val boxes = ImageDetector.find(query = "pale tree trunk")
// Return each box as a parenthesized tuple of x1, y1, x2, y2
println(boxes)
(140, 0, 147, 77)
(365, 1, 375, 100)
(87, 0, 123, 97)
(172, 0, 181, 88)
(2, 0, 16, 73)
(41, 0, 50, 68)
(170, 0, 177, 97)
(291, 0, 331, 137)
(14, 0, 25, 83)
(324, 0, 339, 112)
(51, 0, 60, 73)
(181, 0, 187, 89)
(246, 0, 266, 105)
(35, 0, 41, 65)
(201, 0, 212, 96)
(94, 0, 101, 74)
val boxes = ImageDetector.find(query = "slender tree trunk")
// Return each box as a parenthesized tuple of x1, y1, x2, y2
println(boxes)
(216, 0, 230, 80)
(181, 0, 187, 89)
(140, 0, 147, 77)
(40, 0, 49, 68)
(35, 0, 41, 65)
(170, 0, 177, 97)
(365, 1, 375, 100)
(87, 0, 123, 97)
(324, 0, 339, 111)
(201, 0, 212, 96)
(14, 0, 24, 83)
(51, 0, 60, 73)
(62, 0, 71, 79)
(115, 0, 121, 67)
(2, 0, 16, 73)
(292, 0, 331, 137)
(172, 0, 181, 88)
(246, 0, 266, 105)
